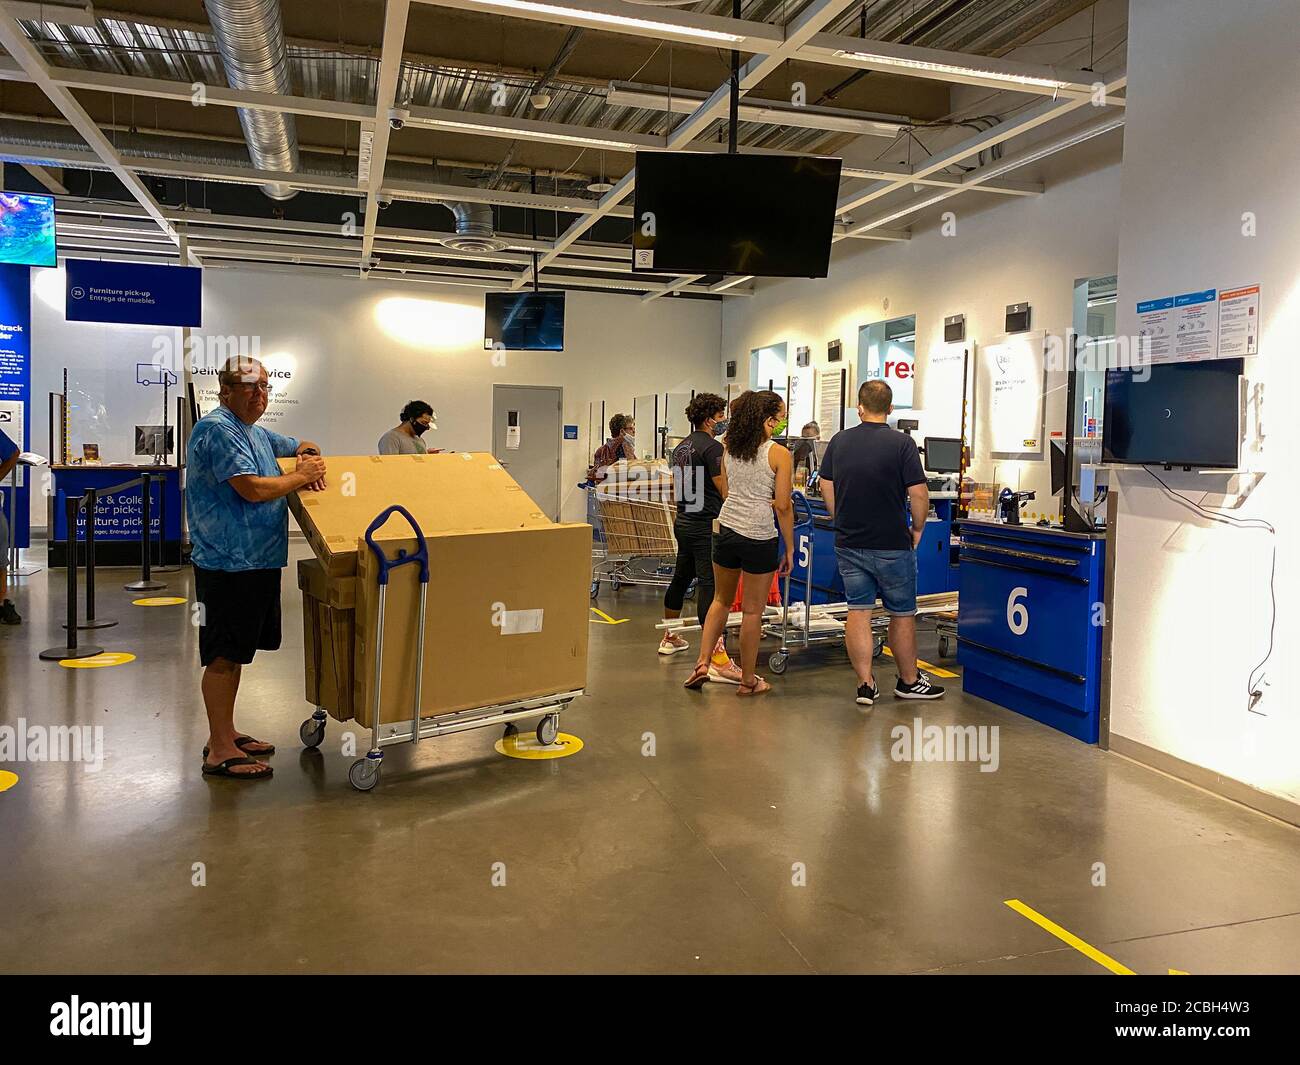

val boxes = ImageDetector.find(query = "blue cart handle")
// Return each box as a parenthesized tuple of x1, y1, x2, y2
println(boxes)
(791, 490, 815, 530)
(364, 505, 430, 586)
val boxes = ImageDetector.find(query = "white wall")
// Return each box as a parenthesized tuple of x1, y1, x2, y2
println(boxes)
(1108, 0, 1300, 805)
(721, 157, 1123, 516)
(29, 267, 723, 525)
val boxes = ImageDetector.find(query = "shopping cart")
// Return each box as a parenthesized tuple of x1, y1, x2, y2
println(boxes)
(585, 479, 692, 601)
(299, 504, 580, 791)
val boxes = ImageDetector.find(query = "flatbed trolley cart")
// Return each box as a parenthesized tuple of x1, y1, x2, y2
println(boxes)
(766, 493, 866, 675)
(585, 482, 693, 602)
(298, 504, 580, 792)
(934, 611, 959, 659)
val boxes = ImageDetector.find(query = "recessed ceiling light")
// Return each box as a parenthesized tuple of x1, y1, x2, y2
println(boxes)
(586, 180, 614, 193)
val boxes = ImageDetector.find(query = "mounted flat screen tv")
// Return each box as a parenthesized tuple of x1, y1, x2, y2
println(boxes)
(632, 152, 842, 278)
(1103, 358, 1243, 468)
(0, 191, 56, 268)
(484, 291, 565, 351)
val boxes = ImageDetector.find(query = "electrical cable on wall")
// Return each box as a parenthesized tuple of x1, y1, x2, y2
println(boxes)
(1143, 466, 1276, 715)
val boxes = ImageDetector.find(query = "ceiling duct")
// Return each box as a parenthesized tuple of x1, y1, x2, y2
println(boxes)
(204, 0, 301, 201)
(440, 201, 509, 253)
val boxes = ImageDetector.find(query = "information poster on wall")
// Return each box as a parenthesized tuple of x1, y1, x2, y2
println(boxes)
(1135, 286, 1250, 365)
(923, 340, 972, 439)
(0, 399, 25, 487)
(1217, 284, 1261, 357)
(817, 368, 845, 436)
(985, 331, 1045, 456)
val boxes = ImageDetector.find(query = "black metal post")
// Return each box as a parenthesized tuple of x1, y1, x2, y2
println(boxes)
(77, 488, 117, 630)
(728, 0, 739, 154)
(41, 495, 102, 660)
(124, 474, 166, 592)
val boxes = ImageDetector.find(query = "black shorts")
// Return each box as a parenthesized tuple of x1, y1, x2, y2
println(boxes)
(713, 526, 780, 575)
(194, 565, 283, 666)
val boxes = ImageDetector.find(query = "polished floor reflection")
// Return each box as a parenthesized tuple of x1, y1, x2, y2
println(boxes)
(1, 542, 1298, 974)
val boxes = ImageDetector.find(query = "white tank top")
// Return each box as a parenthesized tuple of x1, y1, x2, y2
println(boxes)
(719, 439, 777, 541)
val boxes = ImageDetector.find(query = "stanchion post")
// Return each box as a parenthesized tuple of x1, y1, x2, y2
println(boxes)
(124, 473, 166, 592)
(40, 494, 103, 660)
(76, 488, 117, 631)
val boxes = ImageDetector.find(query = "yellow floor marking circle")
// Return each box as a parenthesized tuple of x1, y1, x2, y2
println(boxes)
(59, 652, 137, 669)
(133, 596, 187, 607)
(0, 770, 19, 792)
(494, 731, 584, 760)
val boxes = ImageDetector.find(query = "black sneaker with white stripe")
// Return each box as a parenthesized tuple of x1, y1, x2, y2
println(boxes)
(895, 671, 945, 700)
(856, 679, 879, 706)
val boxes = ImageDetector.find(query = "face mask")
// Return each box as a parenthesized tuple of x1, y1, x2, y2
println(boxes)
(623, 434, 636, 447)
(772, 419, 788, 436)
(712, 420, 728, 437)
(412, 421, 430, 436)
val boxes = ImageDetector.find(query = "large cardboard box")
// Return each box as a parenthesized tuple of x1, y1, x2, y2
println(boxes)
(286, 453, 590, 727)
(297, 559, 356, 721)
(283, 452, 553, 577)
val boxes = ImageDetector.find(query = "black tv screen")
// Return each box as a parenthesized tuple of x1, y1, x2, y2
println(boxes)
(1103, 358, 1242, 468)
(632, 153, 842, 277)
(0, 190, 56, 267)
(484, 291, 565, 351)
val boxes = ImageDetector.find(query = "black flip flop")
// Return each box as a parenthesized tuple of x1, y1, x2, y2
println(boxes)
(202, 736, 276, 758)
(201, 756, 273, 780)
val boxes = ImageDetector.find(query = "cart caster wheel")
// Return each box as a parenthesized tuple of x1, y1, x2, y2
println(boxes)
(768, 652, 788, 675)
(590, 580, 600, 600)
(611, 576, 621, 591)
(503, 722, 520, 738)
(348, 758, 381, 792)
(873, 637, 885, 659)
(938, 637, 951, 658)
(685, 579, 697, 601)
(536, 713, 560, 746)
(299, 718, 326, 749)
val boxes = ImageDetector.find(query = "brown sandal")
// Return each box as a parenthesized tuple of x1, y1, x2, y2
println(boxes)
(737, 677, 771, 696)
(683, 663, 710, 690)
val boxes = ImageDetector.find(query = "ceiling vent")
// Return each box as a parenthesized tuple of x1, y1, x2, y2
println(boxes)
(439, 200, 510, 253)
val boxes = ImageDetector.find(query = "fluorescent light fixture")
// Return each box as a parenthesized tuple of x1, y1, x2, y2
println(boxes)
(419, 115, 640, 151)
(473, 0, 746, 44)
(964, 116, 1124, 182)
(832, 48, 1072, 90)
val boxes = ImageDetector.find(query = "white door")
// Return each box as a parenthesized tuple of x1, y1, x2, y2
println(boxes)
(492, 384, 562, 520)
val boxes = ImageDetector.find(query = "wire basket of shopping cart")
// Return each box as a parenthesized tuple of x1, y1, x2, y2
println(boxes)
(585, 473, 690, 600)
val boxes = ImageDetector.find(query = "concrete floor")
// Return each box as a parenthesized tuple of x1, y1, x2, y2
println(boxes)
(1, 541, 1298, 975)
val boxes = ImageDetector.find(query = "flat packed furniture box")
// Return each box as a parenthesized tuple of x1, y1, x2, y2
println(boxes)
(286, 452, 590, 728)
(298, 558, 356, 721)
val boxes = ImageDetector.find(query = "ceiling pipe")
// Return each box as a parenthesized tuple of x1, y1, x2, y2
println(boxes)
(204, 0, 301, 200)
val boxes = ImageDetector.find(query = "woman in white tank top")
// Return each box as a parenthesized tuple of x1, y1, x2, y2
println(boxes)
(684, 390, 794, 697)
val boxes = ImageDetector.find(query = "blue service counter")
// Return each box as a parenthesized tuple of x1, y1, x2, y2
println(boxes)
(786, 492, 959, 604)
(49, 464, 184, 567)
(956, 520, 1106, 743)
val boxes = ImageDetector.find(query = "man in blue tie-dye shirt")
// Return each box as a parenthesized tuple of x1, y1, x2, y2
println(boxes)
(187, 356, 326, 781)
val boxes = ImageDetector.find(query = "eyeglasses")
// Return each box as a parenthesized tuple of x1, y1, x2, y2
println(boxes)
(236, 382, 272, 395)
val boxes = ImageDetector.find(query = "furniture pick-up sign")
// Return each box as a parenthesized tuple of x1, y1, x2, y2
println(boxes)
(65, 258, 202, 327)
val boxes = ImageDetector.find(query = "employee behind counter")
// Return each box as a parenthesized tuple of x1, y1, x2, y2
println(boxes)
(378, 400, 442, 455)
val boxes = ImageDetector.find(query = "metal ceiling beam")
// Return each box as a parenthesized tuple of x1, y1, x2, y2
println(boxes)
(361, 0, 412, 267)
(0, 60, 374, 122)
(519, 0, 863, 290)
(410, 0, 784, 52)
(21, 162, 67, 193)
(837, 70, 1127, 218)
(0, 11, 197, 264)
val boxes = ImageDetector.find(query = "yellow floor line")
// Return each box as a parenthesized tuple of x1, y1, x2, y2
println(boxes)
(1004, 899, 1136, 975)
(589, 607, 629, 625)
(880, 646, 958, 678)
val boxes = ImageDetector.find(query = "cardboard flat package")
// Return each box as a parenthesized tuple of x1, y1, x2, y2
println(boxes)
(297, 559, 356, 721)
(285, 453, 590, 727)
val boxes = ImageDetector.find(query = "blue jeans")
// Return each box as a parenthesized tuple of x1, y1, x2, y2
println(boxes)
(836, 547, 917, 616)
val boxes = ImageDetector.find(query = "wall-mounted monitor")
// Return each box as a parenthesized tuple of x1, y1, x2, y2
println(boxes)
(632, 152, 842, 278)
(0, 191, 56, 268)
(484, 291, 565, 351)
(1103, 358, 1243, 468)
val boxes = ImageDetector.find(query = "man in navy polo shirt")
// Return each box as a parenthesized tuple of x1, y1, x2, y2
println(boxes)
(819, 380, 945, 706)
